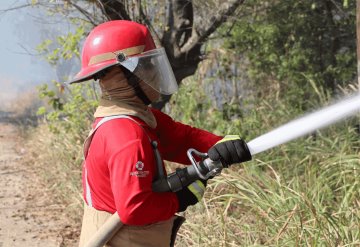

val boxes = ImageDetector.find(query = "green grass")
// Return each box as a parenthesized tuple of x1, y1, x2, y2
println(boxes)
(171, 79, 360, 246)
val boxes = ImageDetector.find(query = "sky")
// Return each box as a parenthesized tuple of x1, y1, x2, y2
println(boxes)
(0, 0, 76, 105)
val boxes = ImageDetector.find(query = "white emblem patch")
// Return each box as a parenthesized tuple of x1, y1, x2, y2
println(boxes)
(130, 161, 149, 178)
(135, 161, 144, 171)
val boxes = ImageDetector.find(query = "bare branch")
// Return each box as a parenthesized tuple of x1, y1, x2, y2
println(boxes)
(68, 1, 98, 26)
(0, 3, 32, 13)
(173, 0, 193, 47)
(181, 0, 244, 53)
(97, 0, 131, 20)
(162, 0, 194, 59)
(11, 43, 45, 56)
(138, 3, 161, 44)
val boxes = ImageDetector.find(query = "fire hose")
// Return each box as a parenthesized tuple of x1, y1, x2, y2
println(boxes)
(84, 93, 360, 247)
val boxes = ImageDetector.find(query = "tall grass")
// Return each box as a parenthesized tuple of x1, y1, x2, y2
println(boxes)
(22, 83, 98, 223)
(23, 83, 97, 221)
(172, 79, 359, 246)
(24, 124, 84, 223)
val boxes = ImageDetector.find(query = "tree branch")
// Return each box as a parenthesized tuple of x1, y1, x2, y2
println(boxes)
(69, 1, 98, 26)
(162, 0, 194, 61)
(181, 0, 244, 53)
(97, 0, 131, 20)
(0, 3, 32, 13)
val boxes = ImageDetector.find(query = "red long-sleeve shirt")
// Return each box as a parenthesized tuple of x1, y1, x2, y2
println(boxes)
(82, 108, 221, 225)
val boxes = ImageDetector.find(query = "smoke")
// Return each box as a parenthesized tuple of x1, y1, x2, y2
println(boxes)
(0, 1, 77, 111)
(0, 76, 33, 110)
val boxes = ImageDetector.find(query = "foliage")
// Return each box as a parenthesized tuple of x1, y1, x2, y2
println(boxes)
(36, 25, 86, 66)
(225, 0, 356, 98)
(35, 19, 96, 143)
(37, 81, 98, 142)
(170, 78, 359, 246)
(29, 80, 99, 222)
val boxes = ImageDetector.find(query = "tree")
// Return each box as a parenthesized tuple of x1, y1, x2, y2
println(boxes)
(23, 0, 245, 109)
(226, 0, 356, 100)
(100, 0, 246, 108)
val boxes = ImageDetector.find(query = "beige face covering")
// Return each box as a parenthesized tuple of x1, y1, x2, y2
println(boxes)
(94, 66, 157, 128)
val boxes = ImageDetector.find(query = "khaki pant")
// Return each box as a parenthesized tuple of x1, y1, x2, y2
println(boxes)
(79, 204, 184, 247)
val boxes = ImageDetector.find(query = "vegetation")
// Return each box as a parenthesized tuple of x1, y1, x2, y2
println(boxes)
(171, 77, 359, 246)
(21, 0, 359, 246)
(227, 0, 356, 94)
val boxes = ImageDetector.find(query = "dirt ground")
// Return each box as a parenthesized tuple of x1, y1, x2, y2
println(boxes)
(0, 122, 79, 247)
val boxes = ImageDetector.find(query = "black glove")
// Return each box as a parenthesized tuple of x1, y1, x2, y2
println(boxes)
(208, 135, 252, 167)
(175, 180, 206, 212)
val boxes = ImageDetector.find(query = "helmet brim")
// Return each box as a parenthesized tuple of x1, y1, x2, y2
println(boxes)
(67, 57, 141, 84)
(67, 61, 119, 84)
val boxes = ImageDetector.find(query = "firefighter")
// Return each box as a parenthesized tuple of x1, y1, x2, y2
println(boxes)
(69, 20, 251, 247)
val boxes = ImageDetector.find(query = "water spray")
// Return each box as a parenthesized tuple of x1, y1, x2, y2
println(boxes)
(247, 93, 360, 155)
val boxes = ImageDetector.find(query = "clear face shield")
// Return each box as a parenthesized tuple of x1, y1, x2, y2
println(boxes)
(118, 47, 178, 97)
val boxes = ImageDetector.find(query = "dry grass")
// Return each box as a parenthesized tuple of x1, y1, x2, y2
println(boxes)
(23, 123, 84, 224)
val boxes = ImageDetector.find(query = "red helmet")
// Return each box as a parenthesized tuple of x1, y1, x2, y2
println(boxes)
(69, 20, 156, 84)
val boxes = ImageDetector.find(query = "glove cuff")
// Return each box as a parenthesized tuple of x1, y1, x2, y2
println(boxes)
(241, 140, 252, 162)
(175, 189, 196, 212)
(175, 180, 206, 212)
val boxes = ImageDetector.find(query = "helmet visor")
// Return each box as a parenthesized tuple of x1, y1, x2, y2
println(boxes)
(119, 48, 178, 95)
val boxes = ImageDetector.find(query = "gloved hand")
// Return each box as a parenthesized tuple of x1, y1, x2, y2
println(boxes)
(175, 180, 206, 212)
(208, 135, 252, 167)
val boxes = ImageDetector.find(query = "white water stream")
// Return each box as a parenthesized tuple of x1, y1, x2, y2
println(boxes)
(247, 93, 360, 155)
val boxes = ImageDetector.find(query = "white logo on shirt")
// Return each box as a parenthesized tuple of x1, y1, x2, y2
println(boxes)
(135, 161, 144, 171)
(130, 161, 149, 178)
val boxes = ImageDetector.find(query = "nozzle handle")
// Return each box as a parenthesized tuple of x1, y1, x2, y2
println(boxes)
(152, 149, 223, 192)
